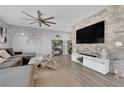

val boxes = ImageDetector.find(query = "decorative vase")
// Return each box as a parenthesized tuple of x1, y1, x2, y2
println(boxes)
(100, 48, 108, 59)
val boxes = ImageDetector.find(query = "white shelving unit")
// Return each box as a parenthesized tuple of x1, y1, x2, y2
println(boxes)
(52, 40, 63, 56)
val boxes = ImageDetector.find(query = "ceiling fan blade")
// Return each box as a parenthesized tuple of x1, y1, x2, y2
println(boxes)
(20, 18, 35, 21)
(44, 21, 56, 24)
(37, 10, 41, 19)
(21, 11, 55, 27)
(29, 22, 37, 24)
(42, 22, 50, 27)
(22, 11, 41, 23)
(39, 22, 42, 27)
(43, 17, 54, 20)
(22, 11, 38, 20)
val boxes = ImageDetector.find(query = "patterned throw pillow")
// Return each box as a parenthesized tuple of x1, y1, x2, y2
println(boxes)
(0, 50, 11, 59)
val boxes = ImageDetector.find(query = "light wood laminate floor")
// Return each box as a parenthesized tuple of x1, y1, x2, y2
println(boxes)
(34, 55, 124, 87)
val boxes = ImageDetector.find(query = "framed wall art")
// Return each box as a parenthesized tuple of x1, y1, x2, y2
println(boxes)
(0, 25, 7, 43)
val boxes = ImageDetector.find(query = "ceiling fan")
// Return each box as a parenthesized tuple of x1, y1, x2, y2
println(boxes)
(21, 10, 56, 27)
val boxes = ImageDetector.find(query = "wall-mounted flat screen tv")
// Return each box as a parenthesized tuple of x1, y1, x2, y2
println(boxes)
(76, 21, 105, 44)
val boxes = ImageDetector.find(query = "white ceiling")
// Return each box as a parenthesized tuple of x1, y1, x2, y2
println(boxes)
(0, 5, 107, 32)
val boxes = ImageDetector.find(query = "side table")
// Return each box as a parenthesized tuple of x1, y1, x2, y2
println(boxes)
(109, 58, 119, 74)
(116, 61, 124, 77)
(110, 58, 124, 77)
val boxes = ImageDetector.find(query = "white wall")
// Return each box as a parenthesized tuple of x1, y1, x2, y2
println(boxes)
(9, 25, 70, 54)
(0, 19, 11, 48)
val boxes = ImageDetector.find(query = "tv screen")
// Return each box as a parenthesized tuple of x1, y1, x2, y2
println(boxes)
(76, 21, 105, 44)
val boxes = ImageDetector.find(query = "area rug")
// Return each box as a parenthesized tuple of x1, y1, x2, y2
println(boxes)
(33, 62, 82, 87)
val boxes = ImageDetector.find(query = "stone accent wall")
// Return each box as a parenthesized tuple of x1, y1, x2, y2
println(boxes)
(72, 5, 124, 59)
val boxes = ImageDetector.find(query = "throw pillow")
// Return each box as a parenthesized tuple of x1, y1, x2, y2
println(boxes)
(0, 50, 11, 59)
(7, 48, 15, 56)
(0, 57, 6, 64)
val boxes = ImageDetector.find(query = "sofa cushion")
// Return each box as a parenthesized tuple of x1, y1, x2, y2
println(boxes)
(0, 57, 23, 69)
(0, 60, 21, 69)
(8, 56, 22, 61)
(0, 50, 11, 59)
(14, 53, 36, 65)
(0, 65, 34, 87)
(6, 48, 15, 56)
(6, 57, 23, 64)
(15, 53, 35, 57)
(0, 57, 6, 64)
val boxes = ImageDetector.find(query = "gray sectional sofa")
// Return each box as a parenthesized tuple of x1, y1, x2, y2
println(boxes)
(0, 65, 34, 87)
(0, 48, 35, 69)
(0, 48, 36, 87)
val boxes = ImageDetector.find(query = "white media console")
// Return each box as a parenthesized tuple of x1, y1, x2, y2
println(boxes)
(71, 53, 109, 74)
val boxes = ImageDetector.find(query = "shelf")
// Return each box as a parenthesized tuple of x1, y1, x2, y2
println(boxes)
(52, 39, 63, 56)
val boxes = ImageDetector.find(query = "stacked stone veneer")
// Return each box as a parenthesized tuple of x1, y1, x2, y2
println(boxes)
(72, 5, 124, 59)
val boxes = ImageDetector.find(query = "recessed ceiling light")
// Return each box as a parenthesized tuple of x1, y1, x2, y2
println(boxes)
(20, 33, 25, 36)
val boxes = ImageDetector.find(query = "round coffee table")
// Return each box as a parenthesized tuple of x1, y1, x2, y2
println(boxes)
(28, 55, 56, 70)
(28, 56, 43, 69)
